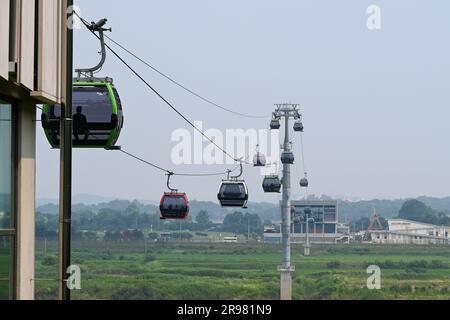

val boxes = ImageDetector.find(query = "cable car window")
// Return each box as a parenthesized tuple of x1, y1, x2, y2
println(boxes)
(72, 86, 113, 123)
(223, 184, 243, 196)
(163, 196, 186, 208)
(50, 86, 113, 123)
(162, 197, 174, 207)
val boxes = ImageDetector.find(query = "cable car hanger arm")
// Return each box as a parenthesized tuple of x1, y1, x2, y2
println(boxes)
(166, 172, 178, 193)
(230, 159, 244, 180)
(75, 18, 112, 79)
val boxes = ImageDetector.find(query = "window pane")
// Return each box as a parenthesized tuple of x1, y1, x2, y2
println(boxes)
(324, 224, 336, 234)
(51, 86, 113, 122)
(163, 196, 186, 208)
(223, 185, 242, 196)
(0, 236, 12, 300)
(73, 86, 113, 122)
(0, 101, 12, 229)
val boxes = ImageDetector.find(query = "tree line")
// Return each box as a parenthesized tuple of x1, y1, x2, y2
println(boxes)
(36, 204, 265, 241)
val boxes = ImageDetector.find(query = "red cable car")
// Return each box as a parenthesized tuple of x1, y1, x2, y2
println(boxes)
(159, 173, 189, 220)
(159, 192, 189, 220)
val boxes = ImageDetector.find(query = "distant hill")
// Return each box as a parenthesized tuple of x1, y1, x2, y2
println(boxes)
(36, 195, 450, 223)
(35, 199, 279, 221)
(337, 199, 405, 222)
(36, 200, 160, 216)
(36, 194, 159, 206)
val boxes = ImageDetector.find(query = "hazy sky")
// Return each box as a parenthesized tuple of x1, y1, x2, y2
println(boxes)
(36, 1, 450, 203)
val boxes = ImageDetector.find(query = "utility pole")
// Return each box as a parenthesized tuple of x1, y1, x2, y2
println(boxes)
(44, 215, 48, 256)
(273, 104, 301, 300)
(59, 0, 74, 301)
(304, 207, 312, 256)
(247, 216, 250, 241)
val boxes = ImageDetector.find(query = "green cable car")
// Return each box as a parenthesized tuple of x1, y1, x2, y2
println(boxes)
(41, 79, 123, 149)
(41, 19, 123, 150)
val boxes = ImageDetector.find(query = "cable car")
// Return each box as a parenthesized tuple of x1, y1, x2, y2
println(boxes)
(253, 145, 267, 167)
(300, 178, 309, 188)
(217, 162, 249, 208)
(281, 151, 294, 164)
(160, 172, 189, 220)
(42, 19, 123, 150)
(300, 173, 309, 188)
(159, 192, 189, 220)
(270, 119, 280, 130)
(218, 180, 249, 208)
(262, 175, 282, 193)
(41, 80, 123, 149)
(294, 121, 304, 132)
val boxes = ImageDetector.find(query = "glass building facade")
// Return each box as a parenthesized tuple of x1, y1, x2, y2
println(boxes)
(0, 99, 15, 300)
(291, 201, 338, 234)
(263, 200, 341, 244)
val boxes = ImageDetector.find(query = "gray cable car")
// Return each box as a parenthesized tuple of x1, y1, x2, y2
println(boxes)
(300, 178, 309, 188)
(217, 163, 248, 208)
(270, 119, 280, 130)
(300, 173, 309, 188)
(281, 151, 294, 165)
(262, 175, 282, 193)
(218, 180, 249, 208)
(294, 121, 304, 132)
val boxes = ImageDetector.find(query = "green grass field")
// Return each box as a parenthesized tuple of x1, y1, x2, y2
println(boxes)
(34, 241, 450, 300)
(0, 247, 10, 300)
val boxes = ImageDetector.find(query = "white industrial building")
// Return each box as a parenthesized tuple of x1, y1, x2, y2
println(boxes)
(369, 219, 450, 245)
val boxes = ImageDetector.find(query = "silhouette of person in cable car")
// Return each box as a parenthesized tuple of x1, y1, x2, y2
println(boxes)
(73, 106, 89, 142)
